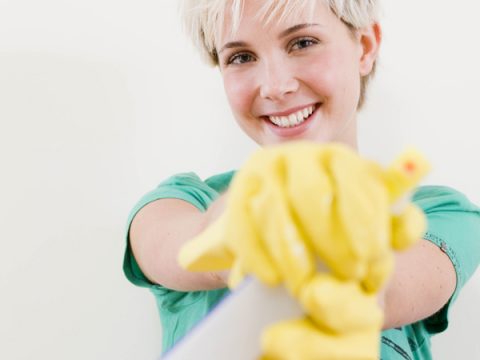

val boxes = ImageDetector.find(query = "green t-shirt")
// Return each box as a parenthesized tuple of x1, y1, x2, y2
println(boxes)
(123, 171, 480, 359)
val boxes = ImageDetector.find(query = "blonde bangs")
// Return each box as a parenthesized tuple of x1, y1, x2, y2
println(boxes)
(181, 0, 379, 66)
(180, 0, 319, 66)
(249, 0, 317, 32)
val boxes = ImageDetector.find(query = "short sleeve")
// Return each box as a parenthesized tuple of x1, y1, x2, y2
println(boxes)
(122, 172, 222, 288)
(412, 186, 480, 334)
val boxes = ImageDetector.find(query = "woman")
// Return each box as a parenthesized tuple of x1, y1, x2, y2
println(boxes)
(123, 0, 480, 358)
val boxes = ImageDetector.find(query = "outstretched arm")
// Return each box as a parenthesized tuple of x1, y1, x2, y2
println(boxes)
(382, 239, 456, 329)
(129, 192, 229, 291)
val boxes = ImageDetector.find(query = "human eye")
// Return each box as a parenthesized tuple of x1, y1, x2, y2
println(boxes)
(225, 52, 256, 65)
(288, 37, 319, 52)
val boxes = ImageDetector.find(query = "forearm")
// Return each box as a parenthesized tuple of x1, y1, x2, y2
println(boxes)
(380, 239, 456, 329)
(203, 191, 231, 284)
(204, 191, 229, 227)
(130, 195, 234, 291)
(181, 191, 232, 289)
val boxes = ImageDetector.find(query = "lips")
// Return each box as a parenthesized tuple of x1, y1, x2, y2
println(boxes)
(263, 103, 320, 128)
(268, 104, 316, 128)
(263, 103, 321, 137)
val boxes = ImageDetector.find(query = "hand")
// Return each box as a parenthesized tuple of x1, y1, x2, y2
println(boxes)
(227, 142, 428, 293)
(178, 141, 429, 360)
(179, 142, 429, 295)
(260, 317, 380, 360)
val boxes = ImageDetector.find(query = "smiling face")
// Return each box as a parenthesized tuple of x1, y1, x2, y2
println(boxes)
(217, 0, 380, 147)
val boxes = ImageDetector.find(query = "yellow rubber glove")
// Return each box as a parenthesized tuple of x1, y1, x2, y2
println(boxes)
(179, 142, 429, 294)
(257, 273, 384, 360)
(177, 141, 430, 360)
(260, 317, 380, 360)
(298, 273, 383, 334)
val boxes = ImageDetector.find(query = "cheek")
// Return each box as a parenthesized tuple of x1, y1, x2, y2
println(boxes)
(223, 72, 255, 116)
(300, 56, 338, 98)
(302, 50, 361, 104)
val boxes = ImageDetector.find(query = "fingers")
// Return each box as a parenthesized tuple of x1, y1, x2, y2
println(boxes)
(249, 165, 316, 295)
(391, 204, 426, 250)
(386, 148, 431, 202)
(298, 274, 383, 333)
(243, 143, 394, 287)
(285, 146, 337, 271)
(318, 147, 387, 280)
(227, 259, 246, 289)
(261, 318, 380, 360)
(284, 144, 367, 280)
(178, 214, 235, 271)
(226, 169, 281, 287)
(360, 250, 394, 293)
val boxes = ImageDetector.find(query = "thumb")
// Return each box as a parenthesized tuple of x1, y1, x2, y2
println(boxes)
(178, 214, 235, 271)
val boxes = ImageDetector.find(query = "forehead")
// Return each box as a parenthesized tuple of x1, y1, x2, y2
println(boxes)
(218, 0, 330, 43)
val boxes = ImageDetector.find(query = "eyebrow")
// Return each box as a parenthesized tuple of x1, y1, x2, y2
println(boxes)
(279, 23, 320, 38)
(218, 41, 248, 54)
(218, 23, 320, 54)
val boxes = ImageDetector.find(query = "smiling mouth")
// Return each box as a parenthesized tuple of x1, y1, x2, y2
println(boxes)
(264, 103, 321, 128)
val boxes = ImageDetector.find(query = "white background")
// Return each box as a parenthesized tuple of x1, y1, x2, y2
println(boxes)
(0, 1, 479, 359)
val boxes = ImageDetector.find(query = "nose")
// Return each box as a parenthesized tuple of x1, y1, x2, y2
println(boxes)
(259, 59, 299, 101)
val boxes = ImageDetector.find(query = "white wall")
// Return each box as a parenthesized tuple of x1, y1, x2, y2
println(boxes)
(0, 1, 478, 359)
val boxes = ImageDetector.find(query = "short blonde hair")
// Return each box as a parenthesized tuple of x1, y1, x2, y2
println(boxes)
(181, 0, 380, 108)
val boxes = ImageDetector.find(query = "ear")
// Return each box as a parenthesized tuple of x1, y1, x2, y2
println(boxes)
(358, 23, 382, 76)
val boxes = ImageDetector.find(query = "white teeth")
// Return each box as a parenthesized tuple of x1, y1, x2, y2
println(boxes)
(268, 105, 316, 128)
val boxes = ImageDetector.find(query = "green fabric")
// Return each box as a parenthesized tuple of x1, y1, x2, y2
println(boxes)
(122, 171, 235, 352)
(123, 171, 480, 359)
